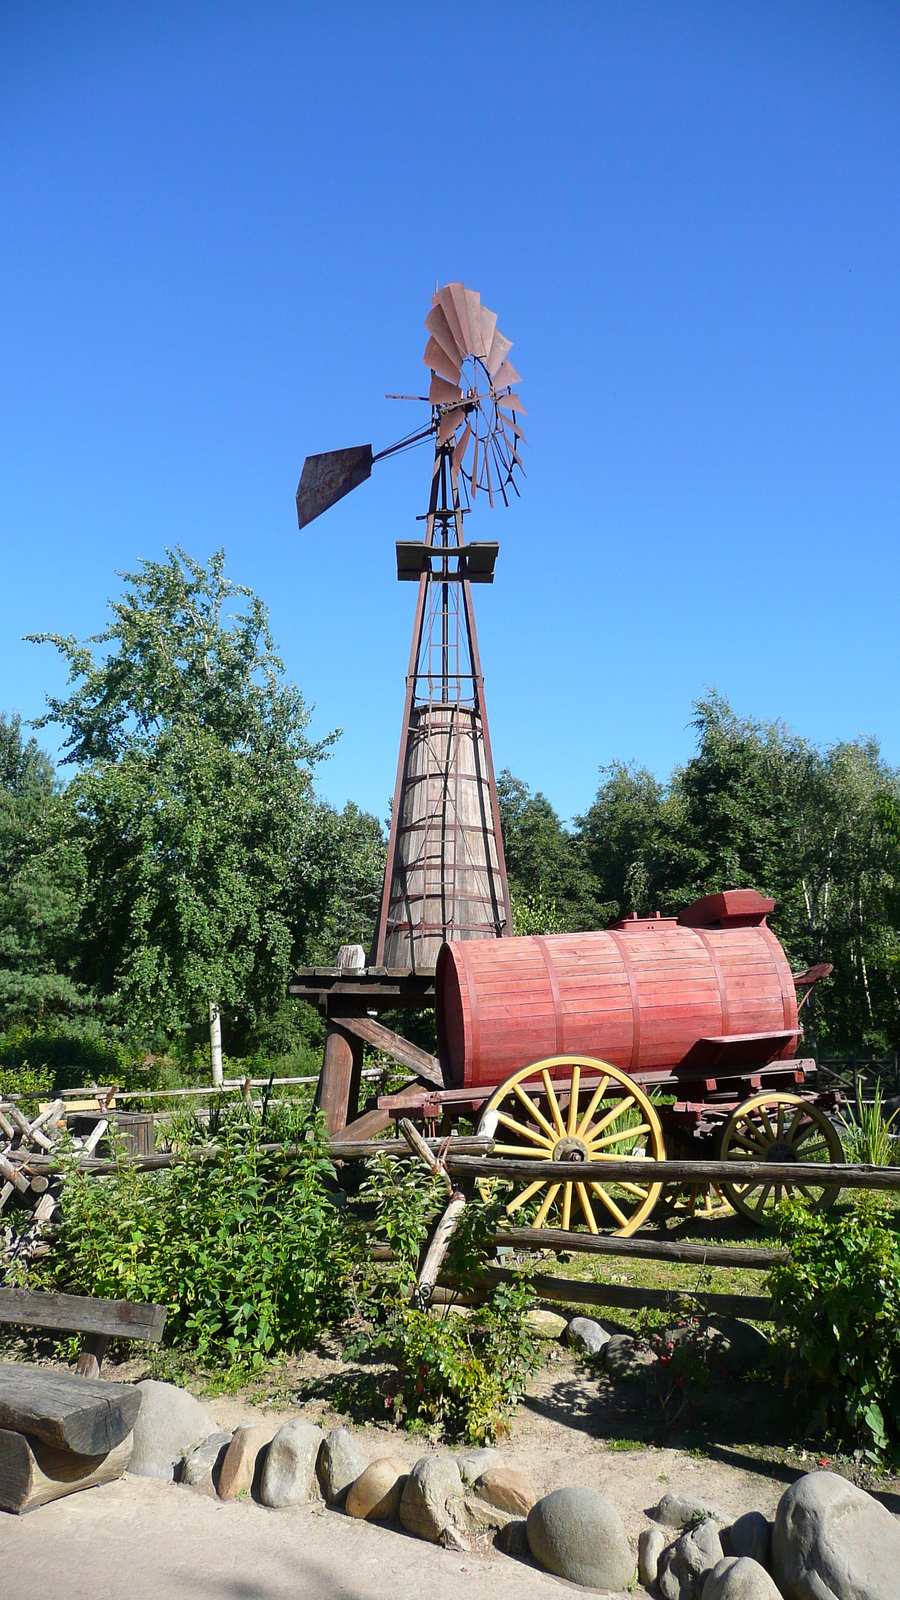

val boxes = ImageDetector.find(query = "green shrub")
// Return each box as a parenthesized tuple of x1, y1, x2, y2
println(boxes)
(768, 1198, 900, 1464)
(840, 1084, 900, 1166)
(0, 1022, 135, 1092)
(35, 1103, 349, 1370)
(0, 1062, 53, 1098)
(345, 1154, 543, 1443)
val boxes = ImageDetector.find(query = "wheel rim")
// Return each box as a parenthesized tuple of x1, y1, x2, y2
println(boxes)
(481, 1056, 665, 1239)
(663, 1181, 733, 1221)
(720, 1092, 843, 1226)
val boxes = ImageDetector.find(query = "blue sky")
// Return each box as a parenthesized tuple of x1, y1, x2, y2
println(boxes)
(2, 1, 899, 825)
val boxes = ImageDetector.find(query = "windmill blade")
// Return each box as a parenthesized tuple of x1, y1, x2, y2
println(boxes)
(479, 304, 498, 359)
(492, 357, 521, 388)
(429, 375, 463, 405)
(451, 421, 472, 482)
(485, 327, 513, 377)
(434, 284, 469, 358)
(437, 406, 465, 446)
(423, 335, 461, 385)
(464, 287, 486, 356)
(446, 282, 477, 355)
(425, 305, 464, 368)
(296, 445, 373, 529)
(498, 394, 528, 414)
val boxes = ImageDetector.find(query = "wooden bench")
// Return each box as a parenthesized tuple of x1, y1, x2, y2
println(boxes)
(0, 1288, 166, 1378)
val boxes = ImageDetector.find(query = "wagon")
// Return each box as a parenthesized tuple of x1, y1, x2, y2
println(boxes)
(290, 888, 842, 1236)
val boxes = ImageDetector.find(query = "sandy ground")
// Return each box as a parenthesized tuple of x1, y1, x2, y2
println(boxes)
(0, 1362, 801, 1600)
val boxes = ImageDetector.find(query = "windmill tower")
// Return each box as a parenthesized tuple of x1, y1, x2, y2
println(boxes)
(296, 283, 526, 974)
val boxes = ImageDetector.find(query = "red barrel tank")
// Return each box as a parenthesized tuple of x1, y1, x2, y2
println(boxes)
(435, 889, 799, 1089)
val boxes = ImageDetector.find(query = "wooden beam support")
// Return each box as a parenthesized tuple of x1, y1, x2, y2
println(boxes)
(330, 1013, 443, 1087)
(316, 1020, 364, 1136)
(0, 1426, 133, 1514)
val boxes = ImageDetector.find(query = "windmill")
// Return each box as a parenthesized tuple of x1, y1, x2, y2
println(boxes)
(297, 283, 526, 975)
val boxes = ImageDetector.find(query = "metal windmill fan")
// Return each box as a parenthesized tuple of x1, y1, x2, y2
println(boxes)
(295, 282, 525, 527)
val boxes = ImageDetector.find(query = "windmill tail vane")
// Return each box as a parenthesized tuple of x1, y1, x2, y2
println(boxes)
(296, 283, 525, 972)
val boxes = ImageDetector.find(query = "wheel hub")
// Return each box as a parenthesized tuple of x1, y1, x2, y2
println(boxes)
(765, 1141, 798, 1163)
(552, 1136, 588, 1162)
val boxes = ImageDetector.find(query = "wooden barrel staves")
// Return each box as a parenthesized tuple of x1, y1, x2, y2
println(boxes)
(435, 889, 799, 1089)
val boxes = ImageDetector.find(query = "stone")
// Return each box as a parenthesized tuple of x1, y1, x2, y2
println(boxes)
(216, 1423, 273, 1502)
(707, 1317, 771, 1375)
(474, 1466, 536, 1517)
(495, 1518, 529, 1557)
(526, 1486, 635, 1591)
(259, 1418, 324, 1509)
(129, 1380, 218, 1482)
(725, 1512, 772, 1569)
(345, 1457, 408, 1521)
(640, 1524, 669, 1586)
(456, 1495, 513, 1535)
(179, 1430, 233, 1494)
(566, 1316, 613, 1356)
(702, 1557, 783, 1599)
(772, 1469, 900, 1600)
(317, 1426, 367, 1506)
(655, 1491, 728, 1529)
(400, 1455, 464, 1541)
(659, 1519, 725, 1600)
(455, 1446, 501, 1486)
(523, 1309, 568, 1339)
(438, 1524, 471, 1552)
(605, 1332, 658, 1379)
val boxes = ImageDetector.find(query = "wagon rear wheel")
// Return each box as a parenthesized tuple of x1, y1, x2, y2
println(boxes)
(720, 1092, 843, 1226)
(478, 1056, 665, 1239)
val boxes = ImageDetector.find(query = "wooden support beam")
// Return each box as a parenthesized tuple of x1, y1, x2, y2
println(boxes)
(330, 1013, 443, 1087)
(316, 1020, 364, 1135)
(0, 1426, 133, 1514)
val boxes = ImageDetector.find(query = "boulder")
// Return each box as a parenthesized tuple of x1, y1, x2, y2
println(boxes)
(474, 1466, 536, 1517)
(702, 1557, 783, 1599)
(523, 1309, 568, 1339)
(217, 1423, 273, 1502)
(526, 1486, 634, 1590)
(179, 1430, 233, 1494)
(659, 1518, 725, 1600)
(725, 1512, 772, 1569)
(259, 1418, 324, 1509)
(318, 1426, 367, 1506)
(605, 1332, 658, 1379)
(438, 1524, 471, 1552)
(129, 1380, 218, 1482)
(566, 1316, 613, 1356)
(655, 1491, 728, 1529)
(400, 1455, 464, 1541)
(345, 1457, 408, 1521)
(708, 1317, 771, 1375)
(457, 1494, 514, 1534)
(640, 1524, 669, 1587)
(773, 1470, 900, 1600)
(456, 1446, 500, 1486)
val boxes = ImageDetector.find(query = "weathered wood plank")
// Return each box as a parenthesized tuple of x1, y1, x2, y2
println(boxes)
(330, 1012, 444, 1087)
(453, 1266, 775, 1321)
(446, 1155, 900, 1191)
(496, 1226, 786, 1268)
(0, 1365, 141, 1453)
(0, 1426, 133, 1513)
(0, 1289, 166, 1343)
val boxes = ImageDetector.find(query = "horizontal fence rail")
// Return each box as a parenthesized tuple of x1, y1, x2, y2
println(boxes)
(444, 1153, 900, 1191)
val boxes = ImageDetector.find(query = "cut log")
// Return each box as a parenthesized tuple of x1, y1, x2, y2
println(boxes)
(0, 1289, 166, 1344)
(0, 1426, 133, 1513)
(416, 1194, 467, 1307)
(0, 1364, 141, 1453)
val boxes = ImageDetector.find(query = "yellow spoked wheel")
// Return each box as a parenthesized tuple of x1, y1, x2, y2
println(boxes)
(479, 1056, 666, 1238)
(720, 1092, 844, 1226)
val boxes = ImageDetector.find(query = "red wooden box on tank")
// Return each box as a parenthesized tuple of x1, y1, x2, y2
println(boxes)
(435, 889, 799, 1089)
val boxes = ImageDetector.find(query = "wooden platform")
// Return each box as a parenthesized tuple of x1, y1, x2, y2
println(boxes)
(288, 965, 435, 1012)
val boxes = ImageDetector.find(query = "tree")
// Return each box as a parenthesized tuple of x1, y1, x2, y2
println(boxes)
(497, 770, 607, 933)
(29, 550, 335, 1051)
(0, 713, 86, 1028)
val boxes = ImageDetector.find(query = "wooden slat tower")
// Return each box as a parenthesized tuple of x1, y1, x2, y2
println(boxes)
(370, 441, 512, 970)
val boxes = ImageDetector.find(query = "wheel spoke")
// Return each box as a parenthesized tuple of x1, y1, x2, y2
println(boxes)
(533, 1183, 561, 1228)
(730, 1131, 768, 1156)
(758, 1109, 776, 1143)
(567, 1063, 581, 1136)
(576, 1182, 599, 1233)
(752, 1183, 773, 1214)
(513, 1083, 557, 1141)
(576, 1077, 610, 1138)
(541, 1070, 567, 1136)
(496, 1112, 553, 1150)
(561, 1183, 573, 1230)
(590, 1121, 652, 1151)
(785, 1106, 804, 1144)
(776, 1103, 785, 1140)
(618, 1181, 652, 1199)
(589, 1182, 629, 1228)
(506, 1179, 547, 1214)
(591, 1095, 637, 1137)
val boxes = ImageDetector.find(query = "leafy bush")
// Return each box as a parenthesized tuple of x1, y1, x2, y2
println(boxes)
(35, 1103, 349, 1370)
(768, 1198, 900, 1464)
(345, 1154, 543, 1443)
(0, 1022, 137, 1092)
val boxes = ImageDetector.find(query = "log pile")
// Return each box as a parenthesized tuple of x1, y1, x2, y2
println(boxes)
(0, 1098, 69, 1276)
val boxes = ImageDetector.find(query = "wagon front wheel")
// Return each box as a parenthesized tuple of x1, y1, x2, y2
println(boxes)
(478, 1056, 666, 1239)
(720, 1092, 843, 1226)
